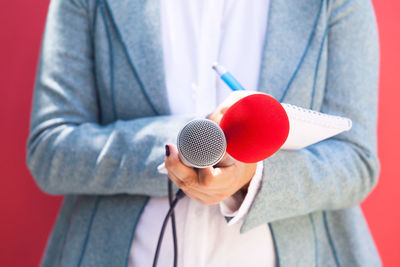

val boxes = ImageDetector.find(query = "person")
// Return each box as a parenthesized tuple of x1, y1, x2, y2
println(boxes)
(27, 0, 381, 266)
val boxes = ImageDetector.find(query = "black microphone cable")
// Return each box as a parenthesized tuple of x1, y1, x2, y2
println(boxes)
(168, 179, 178, 267)
(152, 180, 185, 267)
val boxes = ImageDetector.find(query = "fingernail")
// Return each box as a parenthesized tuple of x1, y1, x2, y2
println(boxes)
(165, 145, 170, 157)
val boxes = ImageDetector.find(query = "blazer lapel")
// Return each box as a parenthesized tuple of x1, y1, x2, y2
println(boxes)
(258, 0, 324, 103)
(104, 0, 324, 114)
(104, 0, 170, 115)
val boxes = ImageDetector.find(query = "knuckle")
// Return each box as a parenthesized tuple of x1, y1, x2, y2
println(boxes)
(176, 179, 185, 188)
(217, 192, 229, 201)
(168, 174, 183, 188)
(183, 174, 198, 188)
(202, 200, 214, 206)
(202, 198, 221, 206)
(199, 200, 208, 206)
(210, 199, 221, 206)
(183, 178, 195, 188)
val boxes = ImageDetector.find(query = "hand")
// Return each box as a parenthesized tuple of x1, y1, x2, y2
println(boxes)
(164, 144, 256, 206)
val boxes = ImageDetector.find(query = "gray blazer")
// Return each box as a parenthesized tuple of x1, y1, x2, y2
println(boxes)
(27, 0, 381, 266)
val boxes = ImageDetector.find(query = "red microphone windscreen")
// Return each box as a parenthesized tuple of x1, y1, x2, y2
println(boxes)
(220, 93, 289, 163)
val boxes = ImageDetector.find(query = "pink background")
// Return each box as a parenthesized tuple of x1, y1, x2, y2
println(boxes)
(0, 1, 399, 266)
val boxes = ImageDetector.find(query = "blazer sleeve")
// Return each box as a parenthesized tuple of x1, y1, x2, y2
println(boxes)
(27, 0, 192, 196)
(242, 0, 380, 232)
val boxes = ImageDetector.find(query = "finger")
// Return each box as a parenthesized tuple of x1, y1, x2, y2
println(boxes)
(167, 171, 214, 200)
(168, 167, 237, 205)
(197, 167, 215, 187)
(197, 164, 241, 193)
(219, 106, 229, 116)
(167, 169, 210, 194)
(165, 144, 197, 185)
(166, 170, 185, 189)
(221, 90, 257, 108)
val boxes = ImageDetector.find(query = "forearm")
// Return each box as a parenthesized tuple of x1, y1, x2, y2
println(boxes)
(243, 139, 378, 229)
(27, 115, 193, 196)
(241, 0, 380, 232)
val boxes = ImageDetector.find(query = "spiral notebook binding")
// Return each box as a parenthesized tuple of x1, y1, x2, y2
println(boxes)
(281, 103, 352, 130)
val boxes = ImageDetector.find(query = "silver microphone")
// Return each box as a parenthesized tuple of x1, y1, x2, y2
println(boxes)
(177, 119, 226, 168)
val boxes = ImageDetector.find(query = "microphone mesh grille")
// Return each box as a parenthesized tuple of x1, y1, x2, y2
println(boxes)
(177, 119, 226, 168)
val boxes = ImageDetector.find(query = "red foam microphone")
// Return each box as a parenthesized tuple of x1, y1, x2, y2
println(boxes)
(219, 93, 290, 163)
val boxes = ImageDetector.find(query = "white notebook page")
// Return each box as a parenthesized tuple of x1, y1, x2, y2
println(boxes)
(280, 103, 352, 150)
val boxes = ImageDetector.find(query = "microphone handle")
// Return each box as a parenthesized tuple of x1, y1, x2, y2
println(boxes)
(213, 153, 236, 167)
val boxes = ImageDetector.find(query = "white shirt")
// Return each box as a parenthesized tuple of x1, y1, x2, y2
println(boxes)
(129, 1, 275, 266)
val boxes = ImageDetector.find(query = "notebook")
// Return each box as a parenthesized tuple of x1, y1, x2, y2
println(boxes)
(280, 103, 352, 150)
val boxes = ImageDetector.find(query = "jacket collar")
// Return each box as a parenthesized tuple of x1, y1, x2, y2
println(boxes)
(105, 0, 323, 111)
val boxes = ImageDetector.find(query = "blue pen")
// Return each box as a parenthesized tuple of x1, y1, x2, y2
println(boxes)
(212, 63, 245, 91)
